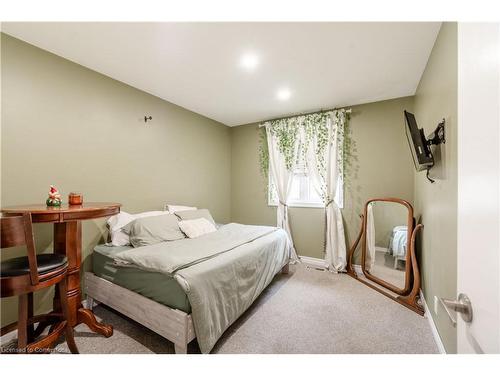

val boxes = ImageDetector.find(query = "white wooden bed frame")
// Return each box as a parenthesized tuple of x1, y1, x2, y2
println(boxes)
(84, 263, 289, 354)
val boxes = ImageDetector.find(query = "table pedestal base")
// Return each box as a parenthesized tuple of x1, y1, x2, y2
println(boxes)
(77, 307, 113, 337)
(54, 222, 114, 338)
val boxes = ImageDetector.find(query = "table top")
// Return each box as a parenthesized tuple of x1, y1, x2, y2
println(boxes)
(2, 202, 121, 213)
(1, 202, 121, 223)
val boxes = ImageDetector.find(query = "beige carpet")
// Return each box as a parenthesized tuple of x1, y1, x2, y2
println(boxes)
(19, 264, 439, 354)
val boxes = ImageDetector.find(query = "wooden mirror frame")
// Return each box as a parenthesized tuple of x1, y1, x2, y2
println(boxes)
(361, 198, 414, 295)
(346, 197, 424, 315)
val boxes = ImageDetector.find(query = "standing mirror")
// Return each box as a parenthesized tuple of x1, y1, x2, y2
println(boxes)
(347, 198, 424, 315)
(362, 199, 413, 295)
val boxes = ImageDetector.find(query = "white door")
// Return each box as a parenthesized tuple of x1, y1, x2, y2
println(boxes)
(457, 22, 500, 353)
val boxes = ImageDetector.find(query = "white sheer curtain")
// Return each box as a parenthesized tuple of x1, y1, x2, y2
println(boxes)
(365, 202, 376, 271)
(265, 124, 299, 262)
(306, 114, 347, 272)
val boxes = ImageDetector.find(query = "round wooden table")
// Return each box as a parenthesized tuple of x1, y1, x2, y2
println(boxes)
(2, 202, 121, 337)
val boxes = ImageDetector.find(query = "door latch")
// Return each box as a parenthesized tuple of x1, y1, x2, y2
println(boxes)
(438, 293, 473, 327)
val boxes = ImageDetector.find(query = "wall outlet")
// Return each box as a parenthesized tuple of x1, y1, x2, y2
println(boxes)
(434, 296, 439, 315)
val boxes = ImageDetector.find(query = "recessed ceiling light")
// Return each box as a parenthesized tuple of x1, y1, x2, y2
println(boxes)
(276, 88, 292, 101)
(240, 53, 259, 71)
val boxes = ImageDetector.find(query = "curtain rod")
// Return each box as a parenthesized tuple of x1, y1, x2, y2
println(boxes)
(258, 107, 352, 127)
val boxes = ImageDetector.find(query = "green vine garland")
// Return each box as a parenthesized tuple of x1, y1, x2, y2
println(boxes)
(258, 127, 269, 178)
(258, 109, 353, 197)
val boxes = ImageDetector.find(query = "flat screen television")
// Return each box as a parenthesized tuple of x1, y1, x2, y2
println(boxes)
(404, 110, 434, 171)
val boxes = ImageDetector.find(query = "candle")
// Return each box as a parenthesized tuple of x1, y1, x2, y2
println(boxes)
(68, 192, 83, 205)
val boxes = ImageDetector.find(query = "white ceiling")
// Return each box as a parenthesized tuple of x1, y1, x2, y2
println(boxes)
(2, 22, 441, 126)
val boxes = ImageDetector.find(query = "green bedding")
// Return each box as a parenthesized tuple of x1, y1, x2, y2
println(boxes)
(92, 245, 191, 313)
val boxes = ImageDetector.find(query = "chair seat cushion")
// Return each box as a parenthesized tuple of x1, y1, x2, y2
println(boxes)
(0, 254, 68, 277)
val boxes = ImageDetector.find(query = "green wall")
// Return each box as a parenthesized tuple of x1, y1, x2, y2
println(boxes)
(372, 202, 409, 248)
(413, 22, 458, 353)
(230, 96, 415, 260)
(0, 34, 231, 326)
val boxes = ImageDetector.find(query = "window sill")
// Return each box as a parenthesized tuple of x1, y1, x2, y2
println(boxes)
(268, 202, 325, 209)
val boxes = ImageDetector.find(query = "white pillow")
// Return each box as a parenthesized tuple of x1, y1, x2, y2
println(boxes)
(165, 204, 197, 214)
(178, 218, 217, 239)
(109, 230, 131, 247)
(107, 211, 135, 233)
(106, 211, 169, 246)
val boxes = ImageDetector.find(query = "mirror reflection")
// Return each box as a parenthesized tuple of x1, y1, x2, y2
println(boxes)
(365, 201, 409, 290)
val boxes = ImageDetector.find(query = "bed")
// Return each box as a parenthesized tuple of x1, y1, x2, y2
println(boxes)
(85, 223, 291, 354)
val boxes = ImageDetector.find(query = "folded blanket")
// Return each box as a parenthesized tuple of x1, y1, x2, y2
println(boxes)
(389, 226, 408, 257)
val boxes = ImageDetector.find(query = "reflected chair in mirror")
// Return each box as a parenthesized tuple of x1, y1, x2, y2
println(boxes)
(346, 198, 424, 315)
(0, 213, 79, 353)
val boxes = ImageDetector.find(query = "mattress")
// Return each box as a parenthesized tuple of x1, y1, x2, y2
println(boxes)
(92, 244, 191, 313)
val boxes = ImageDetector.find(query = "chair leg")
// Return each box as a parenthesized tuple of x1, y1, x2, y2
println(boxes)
(17, 294, 29, 351)
(58, 278, 79, 354)
(27, 292, 34, 341)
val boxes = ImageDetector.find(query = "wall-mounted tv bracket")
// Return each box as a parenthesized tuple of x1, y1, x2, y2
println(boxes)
(425, 119, 446, 183)
(426, 119, 446, 147)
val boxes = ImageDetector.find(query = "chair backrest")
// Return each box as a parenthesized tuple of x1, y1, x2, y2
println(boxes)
(0, 213, 39, 285)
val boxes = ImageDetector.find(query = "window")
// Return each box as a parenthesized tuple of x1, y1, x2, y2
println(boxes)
(268, 169, 344, 209)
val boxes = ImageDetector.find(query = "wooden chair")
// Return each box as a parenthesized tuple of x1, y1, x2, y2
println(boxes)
(0, 213, 78, 354)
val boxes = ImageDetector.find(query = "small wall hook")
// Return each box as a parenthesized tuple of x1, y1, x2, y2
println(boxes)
(144, 116, 152, 123)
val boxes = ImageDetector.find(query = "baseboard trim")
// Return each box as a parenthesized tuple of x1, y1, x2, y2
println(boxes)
(299, 256, 328, 270)
(420, 289, 446, 354)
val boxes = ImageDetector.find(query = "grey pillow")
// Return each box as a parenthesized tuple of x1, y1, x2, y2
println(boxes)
(175, 209, 216, 225)
(123, 214, 185, 247)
